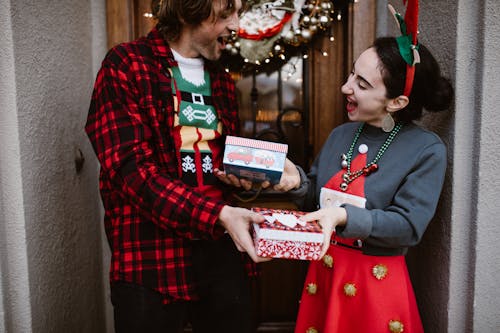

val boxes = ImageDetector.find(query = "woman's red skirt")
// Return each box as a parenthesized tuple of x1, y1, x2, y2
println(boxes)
(294, 240, 424, 333)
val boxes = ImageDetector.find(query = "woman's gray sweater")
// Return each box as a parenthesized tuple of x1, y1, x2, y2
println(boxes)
(294, 121, 447, 256)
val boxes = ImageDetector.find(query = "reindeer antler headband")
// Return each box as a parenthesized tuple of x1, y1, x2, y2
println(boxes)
(388, 0, 420, 97)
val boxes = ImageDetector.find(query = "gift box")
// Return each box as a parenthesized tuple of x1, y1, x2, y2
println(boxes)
(223, 136, 288, 184)
(252, 208, 323, 260)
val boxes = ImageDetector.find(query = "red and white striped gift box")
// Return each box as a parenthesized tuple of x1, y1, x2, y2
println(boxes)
(223, 136, 288, 184)
(252, 208, 323, 261)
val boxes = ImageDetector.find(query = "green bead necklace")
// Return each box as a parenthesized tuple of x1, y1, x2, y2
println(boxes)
(340, 122, 403, 191)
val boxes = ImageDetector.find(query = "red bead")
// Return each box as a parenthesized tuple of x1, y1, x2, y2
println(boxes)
(362, 164, 378, 175)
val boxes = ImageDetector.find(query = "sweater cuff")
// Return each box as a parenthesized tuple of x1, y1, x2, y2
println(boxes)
(288, 165, 309, 197)
(337, 204, 372, 239)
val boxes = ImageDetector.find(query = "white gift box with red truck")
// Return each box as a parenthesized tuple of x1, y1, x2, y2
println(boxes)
(252, 208, 324, 260)
(223, 136, 288, 184)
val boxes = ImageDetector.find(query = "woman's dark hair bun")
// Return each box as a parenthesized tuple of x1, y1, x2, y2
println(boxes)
(373, 37, 454, 122)
(423, 76, 454, 112)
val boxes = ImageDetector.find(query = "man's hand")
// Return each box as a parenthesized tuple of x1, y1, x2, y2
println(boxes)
(214, 168, 256, 191)
(214, 158, 300, 192)
(218, 206, 271, 263)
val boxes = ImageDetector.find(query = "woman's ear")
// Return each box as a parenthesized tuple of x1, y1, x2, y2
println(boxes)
(387, 95, 409, 112)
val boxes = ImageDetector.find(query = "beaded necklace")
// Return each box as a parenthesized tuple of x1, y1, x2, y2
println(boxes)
(340, 122, 403, 191)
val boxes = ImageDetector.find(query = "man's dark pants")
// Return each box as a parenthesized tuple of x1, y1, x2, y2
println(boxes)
(111, 235, 253, 333)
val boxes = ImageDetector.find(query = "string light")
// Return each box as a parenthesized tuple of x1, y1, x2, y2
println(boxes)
(328, 26, 335, 42)
(281, 58, 300, 80)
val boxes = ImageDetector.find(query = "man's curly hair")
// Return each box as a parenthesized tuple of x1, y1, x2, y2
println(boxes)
(151, 0, 245, 41)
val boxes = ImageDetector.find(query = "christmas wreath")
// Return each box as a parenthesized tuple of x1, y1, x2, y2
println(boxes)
(223, 0, 343, 74)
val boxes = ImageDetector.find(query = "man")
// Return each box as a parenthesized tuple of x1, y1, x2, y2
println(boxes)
(85, 1, 267, 332)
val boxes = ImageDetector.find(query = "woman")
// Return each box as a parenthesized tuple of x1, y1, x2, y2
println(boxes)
(290, 37, 453, 333)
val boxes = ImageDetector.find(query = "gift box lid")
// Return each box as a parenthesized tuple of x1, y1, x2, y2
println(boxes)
(225, 136, 288, 153)
(252, 208, 323, 242)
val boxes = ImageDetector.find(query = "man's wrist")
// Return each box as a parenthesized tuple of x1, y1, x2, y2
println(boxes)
(218, 205, 231, 228)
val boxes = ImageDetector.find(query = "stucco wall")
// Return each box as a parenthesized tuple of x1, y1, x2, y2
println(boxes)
(377, 1, 500, 332)
(406, 1, 457, 332)
(471, 1, 500, 332)
(0, 0, 33, 331)
(0, 0, 108, 331)
(449, 1, 483, 332)
(446, 0, 500, 332)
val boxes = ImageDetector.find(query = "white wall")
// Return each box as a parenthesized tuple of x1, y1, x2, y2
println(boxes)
(0, 0, 109, 331)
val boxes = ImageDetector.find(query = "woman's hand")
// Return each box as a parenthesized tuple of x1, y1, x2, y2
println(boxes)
(300, 207, 347, 258)
(272, 158, 301, 192)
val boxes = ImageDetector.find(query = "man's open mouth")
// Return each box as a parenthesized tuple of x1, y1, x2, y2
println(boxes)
(217, 36, 227, 47)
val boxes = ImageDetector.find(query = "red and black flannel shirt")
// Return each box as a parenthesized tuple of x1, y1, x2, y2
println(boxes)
(85, 28, 254, 303)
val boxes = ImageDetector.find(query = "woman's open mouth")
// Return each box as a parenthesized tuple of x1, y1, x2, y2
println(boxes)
(346, 100, 357, 113)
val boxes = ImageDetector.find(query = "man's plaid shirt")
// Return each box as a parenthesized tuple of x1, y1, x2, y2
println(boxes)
(85, 28, 252, 303)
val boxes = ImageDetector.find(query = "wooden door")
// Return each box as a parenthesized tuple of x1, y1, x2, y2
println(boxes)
(105, 0, 156, 49)
(105, 1, 375, 331)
